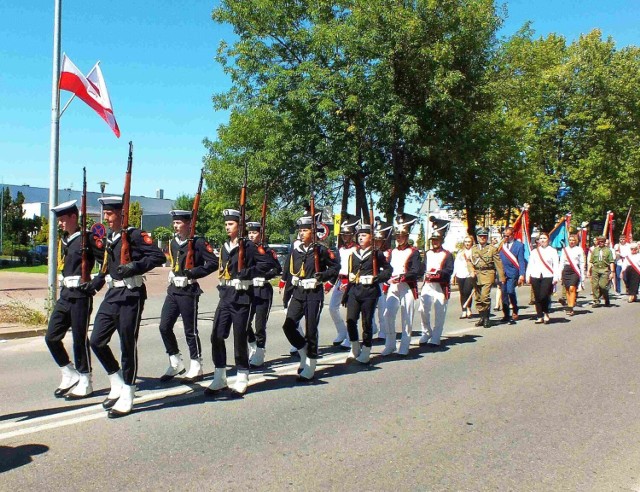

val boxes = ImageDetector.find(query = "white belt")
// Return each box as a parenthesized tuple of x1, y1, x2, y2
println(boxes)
(60, 275, 81, 288)
(291, 276, 301, 287)
(168, 273, 194, 288)
(253, 277, 266, 287)
(300, 278, 318, 290)
(105, 274, 144, 290)
(357, 275, 374, 285)
(219, 278, 251, 290)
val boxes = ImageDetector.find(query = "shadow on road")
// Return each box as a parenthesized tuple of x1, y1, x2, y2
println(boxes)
(0, 398, 106, 424)
(0, 444, 49, 473)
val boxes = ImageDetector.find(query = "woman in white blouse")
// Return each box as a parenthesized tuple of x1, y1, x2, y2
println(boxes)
(623, 242, 640, 302)
(526, 232, 560, 324)
(453, 235, 475, 318)
(559, 233, 585, 316)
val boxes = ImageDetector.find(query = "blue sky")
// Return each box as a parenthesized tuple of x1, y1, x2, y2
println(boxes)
(0, 1, 638, 202)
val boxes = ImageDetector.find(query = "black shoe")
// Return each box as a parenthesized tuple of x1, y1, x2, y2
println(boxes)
(65, 391, 94, 401)
(297, 375, 314, 383)
(500, 316, 511, 323)
(483, 318, 491, 328)
(203, 386, 228, 396)
(182, 374, 204, 384)
(474, 319, 484, 327)
(108, 408, 131, 419)
(102, 397, 119, 410)
(604, 300, 611, 307)
(54, 382, 78, 398)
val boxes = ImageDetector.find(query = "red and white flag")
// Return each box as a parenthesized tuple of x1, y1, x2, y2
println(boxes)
(59, 54, 120, 137)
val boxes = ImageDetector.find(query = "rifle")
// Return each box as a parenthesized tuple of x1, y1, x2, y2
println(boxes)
(237, 161, 248, 272)
(185, 167, 204, 270)
(120, 141, 133, 265)
(80, 167, 90, 283)
(309, 183, 321, 274)
(259, 183, 268, 246)
(369, 195, 378, 276)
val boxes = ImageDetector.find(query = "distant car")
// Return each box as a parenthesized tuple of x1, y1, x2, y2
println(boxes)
(28, 245, 48, 264)
(269, 244, 291, 268)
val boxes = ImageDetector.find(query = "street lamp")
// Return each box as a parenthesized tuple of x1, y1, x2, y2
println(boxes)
(98, 181, 108, 222)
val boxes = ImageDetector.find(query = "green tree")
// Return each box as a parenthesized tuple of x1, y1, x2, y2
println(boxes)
(129, 201, 143, 229)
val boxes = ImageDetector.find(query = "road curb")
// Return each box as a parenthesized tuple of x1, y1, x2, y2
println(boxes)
(0, 327, 48, 340)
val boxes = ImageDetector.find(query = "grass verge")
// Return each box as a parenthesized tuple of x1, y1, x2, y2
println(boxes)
(0, 299, 48, 325)
(0, 265, 48, 274)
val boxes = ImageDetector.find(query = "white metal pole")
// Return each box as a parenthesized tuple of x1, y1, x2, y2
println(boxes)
(47, 0, 62, 309)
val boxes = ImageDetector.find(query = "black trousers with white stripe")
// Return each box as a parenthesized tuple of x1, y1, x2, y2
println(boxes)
(211, 300, 251, 370)
(247, 285, 273, 349)
(45, 296, 93, 373)
(90, 296, 145, 385)
(159, 292, 201, 360)
(282, 297, 323, 359)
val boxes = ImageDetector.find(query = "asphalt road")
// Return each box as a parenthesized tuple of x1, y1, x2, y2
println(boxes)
(1, 285, 640, 491)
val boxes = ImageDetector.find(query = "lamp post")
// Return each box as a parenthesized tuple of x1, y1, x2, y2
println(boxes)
(98, 181, 108, 222)
(0, 184, 4, 255)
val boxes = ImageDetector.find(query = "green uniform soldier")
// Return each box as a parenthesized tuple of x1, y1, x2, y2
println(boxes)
(469, 228, 506, 327)
(588, 236, 615, 307)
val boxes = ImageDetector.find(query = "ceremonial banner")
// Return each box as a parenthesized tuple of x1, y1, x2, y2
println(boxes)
(622, 207, 633, 242)
(549, 214, 570, 249)
(512, 206, 531, 261)
(59, 54, 120, 137)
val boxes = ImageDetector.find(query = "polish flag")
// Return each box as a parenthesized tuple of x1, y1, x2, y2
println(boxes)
(59, 54, 120, 137)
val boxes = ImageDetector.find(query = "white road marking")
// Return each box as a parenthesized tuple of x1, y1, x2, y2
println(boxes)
(0, 351, 351, 441)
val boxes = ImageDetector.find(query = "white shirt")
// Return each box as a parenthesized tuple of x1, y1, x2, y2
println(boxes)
(453, 248, 473, 279)
(338, 244, 357, 276)
(559, 245, 585, 281)
(526, 245, 560, 282)
(615, 243, 631, 267)
(390, 247, 414, 276)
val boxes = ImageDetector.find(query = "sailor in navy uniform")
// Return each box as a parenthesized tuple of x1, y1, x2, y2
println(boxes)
(328, 214, 359, 349)
(246, 221, 282, 367)
(45, 200, 104, 399)
(281, 214, 340, 381)
(342, 222, 392, 363)
(205, 209, 271, 397)
(417, 231, 454, 347)
(159, 210, 219, 383)
(372, 221, 393, 341)
(382, 213, 421, 356)
(90, 196, 166, 418)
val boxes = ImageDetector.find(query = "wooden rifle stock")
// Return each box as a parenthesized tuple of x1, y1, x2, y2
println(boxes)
(120, 141, 133, 265)
(237, 162, 248, 272)
(185, 168, 204, 270)
(81, 167, 90, 283)
(369, 196, 378, 276)
(259, 184, 268, 246)
(310, 192, 321, 273)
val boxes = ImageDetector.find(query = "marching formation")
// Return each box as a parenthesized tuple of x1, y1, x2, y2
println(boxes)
(44, 147, 639, 418)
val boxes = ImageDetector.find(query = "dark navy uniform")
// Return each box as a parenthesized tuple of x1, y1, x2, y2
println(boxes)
(344, 247, 392, 348)
(211, 238, 271, 371)
(90, 227, 166, 386)
(46, 229, 104, 374)
(282, 241, 340, 360)
(159, 235, 218, 360)
(247, 245, 282, 351)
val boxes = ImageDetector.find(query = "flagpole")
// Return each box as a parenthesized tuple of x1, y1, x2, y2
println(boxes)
(622, 206, 632, 241)
(59, 62, 99, 117)
(47, 0, 62, 310)
(548, 215, 566, 236)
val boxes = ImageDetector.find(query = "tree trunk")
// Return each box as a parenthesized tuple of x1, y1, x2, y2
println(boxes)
(341, 176, 350, 217)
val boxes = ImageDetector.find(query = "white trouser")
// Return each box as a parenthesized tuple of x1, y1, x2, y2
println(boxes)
(419, 282, 448, 345)
(328, 281, 348, 339)
(375, 292, 387, 335)
(384, 283, 414, 339)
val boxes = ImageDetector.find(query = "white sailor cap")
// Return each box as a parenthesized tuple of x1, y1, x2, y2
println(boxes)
(247, 221, 261, 232)
(295, 212, 321, 228)
(51, 200, 79, 217)
(98, 196, 123, 210)
(170, 210, 192, 220)
(630, 242, 638, 249)
(223, 208, 242, 222)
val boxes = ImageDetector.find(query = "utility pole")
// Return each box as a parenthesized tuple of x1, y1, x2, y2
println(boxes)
(0, 184, 4, 255)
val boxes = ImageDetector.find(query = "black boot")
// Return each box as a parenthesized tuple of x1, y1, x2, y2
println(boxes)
(475, 314, 485, 327)
(483, 314, 491, 328)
